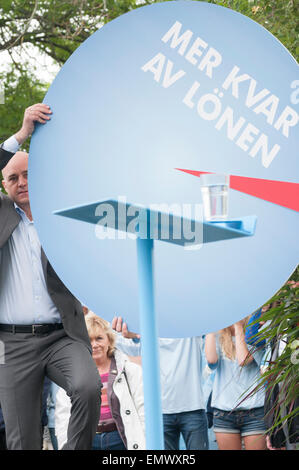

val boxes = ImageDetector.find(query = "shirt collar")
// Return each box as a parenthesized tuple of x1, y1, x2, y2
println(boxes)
(14, 203, 33, 225)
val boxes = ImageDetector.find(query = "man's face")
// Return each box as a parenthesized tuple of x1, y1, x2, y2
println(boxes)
(2, 152, 29, 207)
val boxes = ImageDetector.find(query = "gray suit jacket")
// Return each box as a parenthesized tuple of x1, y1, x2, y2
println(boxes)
(0, 146, 91, 351)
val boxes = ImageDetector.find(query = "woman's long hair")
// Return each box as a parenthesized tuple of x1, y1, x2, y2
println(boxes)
(219, 316, 250, 360)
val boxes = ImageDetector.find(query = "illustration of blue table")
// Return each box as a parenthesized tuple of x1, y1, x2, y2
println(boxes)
(54, 199, 256, 449)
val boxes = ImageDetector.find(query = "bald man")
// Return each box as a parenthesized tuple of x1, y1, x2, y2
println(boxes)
(0, 104, 101, 450)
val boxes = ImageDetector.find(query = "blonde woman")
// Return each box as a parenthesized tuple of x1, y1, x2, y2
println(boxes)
(205, 317, 266, 450)
(55, 312, 145, 450)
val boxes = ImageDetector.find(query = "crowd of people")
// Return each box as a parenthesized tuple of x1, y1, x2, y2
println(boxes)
(0, 104, 296, 451)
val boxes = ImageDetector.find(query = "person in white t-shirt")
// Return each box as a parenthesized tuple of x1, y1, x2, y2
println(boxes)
(112, 317, 209, 450)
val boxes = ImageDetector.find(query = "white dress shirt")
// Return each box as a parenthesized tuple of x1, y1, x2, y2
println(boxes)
(0, 136, 61, 324)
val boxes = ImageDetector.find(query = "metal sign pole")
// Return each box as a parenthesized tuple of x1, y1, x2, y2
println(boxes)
(136, 232, 164, 450)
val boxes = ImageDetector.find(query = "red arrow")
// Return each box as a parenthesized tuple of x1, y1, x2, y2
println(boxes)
(175, 168, 299, 212)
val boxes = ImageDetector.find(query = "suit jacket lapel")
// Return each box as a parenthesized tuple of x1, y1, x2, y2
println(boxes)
(41, 246, 48, 281)
(0, 194, 21, 249)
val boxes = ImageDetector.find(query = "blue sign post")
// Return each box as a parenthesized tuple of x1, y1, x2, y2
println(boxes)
(136, 234, 163, 448)
(54, 200, 256, 448)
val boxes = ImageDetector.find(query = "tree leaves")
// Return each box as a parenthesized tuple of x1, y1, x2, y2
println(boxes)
(241, 267, 299, 437)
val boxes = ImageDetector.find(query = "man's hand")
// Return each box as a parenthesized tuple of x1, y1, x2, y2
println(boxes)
(111, 316, 141, 340)
(14, 103, 52, 145)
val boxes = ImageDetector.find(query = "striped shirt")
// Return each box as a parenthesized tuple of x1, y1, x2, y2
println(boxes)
(99, 372, 113, 424)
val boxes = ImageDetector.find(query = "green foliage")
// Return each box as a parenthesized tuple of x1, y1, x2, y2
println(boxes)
(244, 266, 299, 439)
(260, 267, 299, 345)
(0, 66, 46, 190)
(0, 68, 47, 149)
(241, 0, 299, 61)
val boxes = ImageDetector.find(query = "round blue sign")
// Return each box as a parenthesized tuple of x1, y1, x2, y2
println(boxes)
(29, 1, 299, 337)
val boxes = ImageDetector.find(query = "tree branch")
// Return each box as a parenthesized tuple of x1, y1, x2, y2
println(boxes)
(5, 0, 39, 52)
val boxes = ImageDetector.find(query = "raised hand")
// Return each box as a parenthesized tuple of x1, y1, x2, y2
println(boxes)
(111, 316, 141, 340)
(15, 103, 52, 145)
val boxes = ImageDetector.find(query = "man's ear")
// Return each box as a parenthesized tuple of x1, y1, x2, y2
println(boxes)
(1, 178, 6, 192)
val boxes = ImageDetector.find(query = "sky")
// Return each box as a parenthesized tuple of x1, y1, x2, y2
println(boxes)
(0, 43, 60, 86)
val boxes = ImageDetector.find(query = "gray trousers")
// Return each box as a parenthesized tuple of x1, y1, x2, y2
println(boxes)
(0, 329, 101, 450)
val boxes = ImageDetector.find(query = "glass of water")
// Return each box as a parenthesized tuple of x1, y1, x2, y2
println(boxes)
(200, 173, 230, 221)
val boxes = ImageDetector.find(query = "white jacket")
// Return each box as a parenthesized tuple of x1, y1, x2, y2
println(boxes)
(55, 349, 145, 450)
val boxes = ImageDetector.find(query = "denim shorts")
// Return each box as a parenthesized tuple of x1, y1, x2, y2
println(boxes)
(213, 407, 266, 437)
